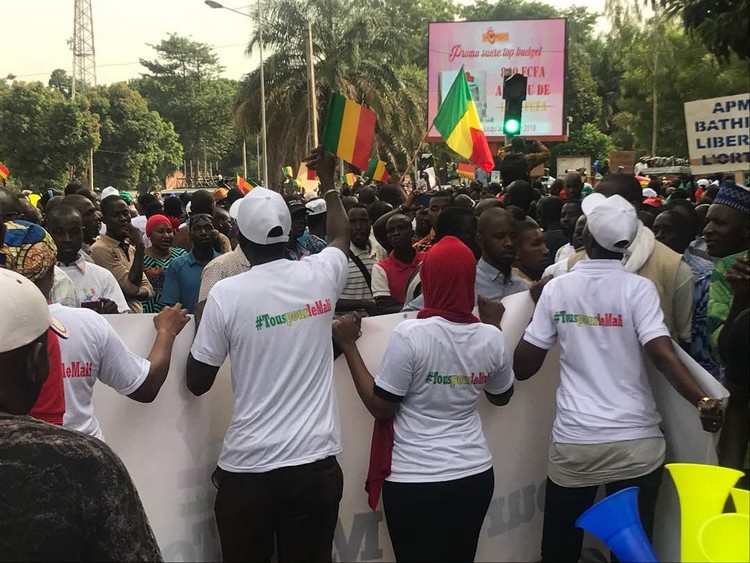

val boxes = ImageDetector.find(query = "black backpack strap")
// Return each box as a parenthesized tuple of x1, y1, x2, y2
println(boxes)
(349, 251, 372, 290)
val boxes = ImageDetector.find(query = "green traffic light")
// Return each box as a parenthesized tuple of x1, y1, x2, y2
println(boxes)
(504, 118, 521, 135)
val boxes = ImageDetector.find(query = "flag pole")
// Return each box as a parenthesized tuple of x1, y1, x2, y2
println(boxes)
(306, 22, 319, 148)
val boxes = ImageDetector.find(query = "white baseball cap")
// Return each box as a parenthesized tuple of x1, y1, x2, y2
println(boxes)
(642, 187, 657, 198)
(101, 186, 119, 200)
(696, 179, 710, 187)
(0, 269, 68, 354)
(235, 187, 291, 244)
(582, 193, 638, 254)
(305, 198, 327, 216)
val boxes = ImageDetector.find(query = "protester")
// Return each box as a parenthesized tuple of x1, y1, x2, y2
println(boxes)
(538, 196, 567, 262)
(475, 208, 531, 299)
(403, 207, 480, 309)
(568, 174, 693, 344)
(186, 147, 350, 562)
(555, 200, 583, 262)
(0, 268, 164, 561)
(91, 195, 153, 313)
(514, 220, 550, 282)
(197, 240, 252, 304)
(63, 194, 101, 258)
(705, 181, 750, 356)
(213, 206, 236, 249)
(141, 214, 188, 314)
(504, 180, 535, 217)
(3, 218, 190, 439)
(46, 205, 129, 314)
(173, 190, 231, 254)
(544, 216, 587, 278)
(474, 196, 502, 217)
(414, 192, 452, 252)
(162, 214, 219, 313)
(1, 220, 66, 427)
(513, 193, 723, 562)
(132, 193, 162, 248)
(336, 204, 377, 315)
(332, 236, 514, 562)
(286, 199, 312, 260)
(562, 172, 584, 201)
(163, 196, 184, 231)
(299, 198, 328, 255)
(371, 214, 425, 314)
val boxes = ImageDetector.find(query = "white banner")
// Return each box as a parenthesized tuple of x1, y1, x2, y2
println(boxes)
(95, 292, 727, 562)
(684, 93, 750, 175)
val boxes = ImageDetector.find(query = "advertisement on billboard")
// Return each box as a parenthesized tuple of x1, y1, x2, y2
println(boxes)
(427, 19, 568, 142)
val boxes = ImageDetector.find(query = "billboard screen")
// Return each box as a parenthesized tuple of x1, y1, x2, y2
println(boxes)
(427, 19, 568, 141)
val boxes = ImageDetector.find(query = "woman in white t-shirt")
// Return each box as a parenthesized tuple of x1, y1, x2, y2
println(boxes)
(333, 235, 515, 562)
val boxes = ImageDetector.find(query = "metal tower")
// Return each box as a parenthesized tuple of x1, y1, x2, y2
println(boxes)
(71, 0, 96, 98)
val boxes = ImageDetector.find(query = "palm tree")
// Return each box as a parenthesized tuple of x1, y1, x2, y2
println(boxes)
(234, 0, 426, 184)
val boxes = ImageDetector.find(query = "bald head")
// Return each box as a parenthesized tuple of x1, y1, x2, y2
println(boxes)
(478, 207, 512, 233)
(475, 197, 502, 217)
(385, 213, 413, 250)
(596, 174, 642, 209)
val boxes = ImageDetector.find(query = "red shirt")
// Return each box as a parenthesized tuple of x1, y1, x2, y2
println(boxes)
(375, 251, 426, 305)
(30, 329, 65, 426)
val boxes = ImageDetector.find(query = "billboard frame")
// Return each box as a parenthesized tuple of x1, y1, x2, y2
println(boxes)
(425, 17, 569, 143)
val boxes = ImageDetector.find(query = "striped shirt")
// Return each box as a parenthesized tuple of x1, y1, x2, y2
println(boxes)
(340, 242, 377, 300)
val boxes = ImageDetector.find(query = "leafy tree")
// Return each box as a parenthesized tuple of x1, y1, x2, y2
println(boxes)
(551, 122, 616, 164)
(0, 82, 99, 189)
(609, 0, 749, 61)
(132, 34, 238, 168)
(86, 83, 182, 191)
(615, 19, 749, 155)
(48, 69, 73, 98)
(235, 0, 426, 180)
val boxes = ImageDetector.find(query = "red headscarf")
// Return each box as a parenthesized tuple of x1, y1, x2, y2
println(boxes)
(145, 214, 172, 238)
(417, 235, 479, 324)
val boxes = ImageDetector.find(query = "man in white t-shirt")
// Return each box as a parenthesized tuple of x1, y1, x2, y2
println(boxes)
(46, 205, 130, 313)
(186, 148, 350, 562)
(513, 193, 724, 562)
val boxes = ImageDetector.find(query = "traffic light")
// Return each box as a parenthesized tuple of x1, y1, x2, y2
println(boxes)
(502, 73, 528, 137)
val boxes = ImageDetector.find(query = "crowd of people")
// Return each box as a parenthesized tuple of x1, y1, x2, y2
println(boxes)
(0, 146, 747, 562)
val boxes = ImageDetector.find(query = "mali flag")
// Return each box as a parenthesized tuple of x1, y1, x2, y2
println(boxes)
(432, 67, 494, 173)
(322, 93, 376, 170)
(282, 165, 294, 178)
(0, 162, 8, 180)
(365, 158, 389, 183)
(456, 162, 475, 179)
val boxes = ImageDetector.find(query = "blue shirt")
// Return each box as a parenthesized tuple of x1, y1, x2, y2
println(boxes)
(161, 250, 220, 313)
(402, 258, 530, 311)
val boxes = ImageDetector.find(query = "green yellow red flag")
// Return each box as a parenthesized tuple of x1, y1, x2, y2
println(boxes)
(432, 67, 494, 173)
(365, 158, 389, 183)
(0, 163, 8, 180)
(322, 93, 377, 170)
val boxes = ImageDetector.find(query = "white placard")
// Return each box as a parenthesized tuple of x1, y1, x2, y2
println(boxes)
(684, 93, 750, 175)
(94, 291, 726, 561)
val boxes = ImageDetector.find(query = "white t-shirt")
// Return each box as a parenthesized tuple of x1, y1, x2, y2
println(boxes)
(191, 247, 349, 473)
(375, 317, 514, 483)
(58, 253, 130, 313)
(523, 259, 670, 445)
(50, 303, 150, 441)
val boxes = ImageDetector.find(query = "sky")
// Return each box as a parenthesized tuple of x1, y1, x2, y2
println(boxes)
(4, 0, 607, 86)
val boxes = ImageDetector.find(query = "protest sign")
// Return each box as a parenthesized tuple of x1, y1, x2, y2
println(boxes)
(684, 93, 750, 175)
(96, 292, 726, 561)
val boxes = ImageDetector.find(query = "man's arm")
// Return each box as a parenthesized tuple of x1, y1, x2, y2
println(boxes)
(513, 339, 548, 380)
(307, 147, 350, 255)
(128, 304, 190, 403)
(644, 336, 723, 432)
(186, 353, 221, 396)
(336, 298, 377, 315)
(375, 296, 404, 315)
(91, 244, 147, 300)
(126, 225, 150, 299)
(718, 379, 750, 470)
(718, 256, 749, 356)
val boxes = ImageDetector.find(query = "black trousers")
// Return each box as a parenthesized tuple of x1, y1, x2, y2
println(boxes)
(382, 468, 494, 563)
(213, 456, 343, 563)
(540, 466, 664, 563)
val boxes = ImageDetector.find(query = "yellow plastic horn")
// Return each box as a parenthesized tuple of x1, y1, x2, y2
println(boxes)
(698, 513, 750, 562)
(731, 488, 749, 515)
(665, 463, 744, 562)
